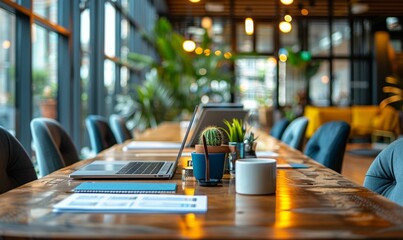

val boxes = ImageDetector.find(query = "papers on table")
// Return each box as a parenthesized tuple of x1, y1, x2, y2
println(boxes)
(123, 141, 182, 151)
(53, 194, 207, 213)
(255, 151, 279, 158)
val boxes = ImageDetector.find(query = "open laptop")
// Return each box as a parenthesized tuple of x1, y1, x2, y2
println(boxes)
(69, 105, 199, 179)
(186, 103, 249, 147)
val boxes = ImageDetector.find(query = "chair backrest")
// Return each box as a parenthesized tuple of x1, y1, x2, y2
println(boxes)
(0, 126, 37, 194)
(364, 138, 403, 205)
(85, 115, 117, 154)
(304, 121, 350, 173)
(31, 118, 80, 177)
(280, 117, 309, 151)
(270, 118, 290, 140)
(109, 114, 133, 144)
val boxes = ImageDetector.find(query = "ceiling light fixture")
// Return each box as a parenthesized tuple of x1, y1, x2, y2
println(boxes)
(189, 0, 200, 3)
(279, 21, 292, 33)
(284, 14, 292, 22)
(301, 8, 309, 16)
(183, 39, 196, 52)
(245, 7, 254, 35)
(245, 17, 254, 35)
(280, 0, 293, 5)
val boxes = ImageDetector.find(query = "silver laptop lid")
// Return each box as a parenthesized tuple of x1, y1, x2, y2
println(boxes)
(169, 105, 198, 178)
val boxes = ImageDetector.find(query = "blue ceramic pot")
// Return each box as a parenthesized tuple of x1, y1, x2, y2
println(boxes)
(191, 152, 226, 182)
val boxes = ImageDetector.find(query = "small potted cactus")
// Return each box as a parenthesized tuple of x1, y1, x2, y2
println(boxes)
(191, 126, 230, 185)
(195, 126, 231, 153)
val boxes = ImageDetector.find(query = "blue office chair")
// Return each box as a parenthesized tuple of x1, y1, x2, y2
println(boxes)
(364, 138, 403, 205)
(280, 117, 309, 151)
(85, 115, 117, 154)
(0, 126, 37, 194)
(304, 121, 350, 174)
(270, 118, 290, 140)
(109, 114, 133, 144)
(31, 118, 80, 177)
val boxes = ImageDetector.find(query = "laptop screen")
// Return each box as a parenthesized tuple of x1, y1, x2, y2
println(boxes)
(186, 104, 248, 147)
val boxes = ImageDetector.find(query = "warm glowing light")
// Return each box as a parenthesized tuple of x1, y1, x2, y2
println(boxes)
(214, 50, 222, 56)
(195, 47, 203, 55)
(301, 8, 309, 16)
(204, 49, 211, 56)
(280, 0, 293, 5)
(189, 0, 200, 2)
(321, 76, 329, 84)
(183, 40, 196, 52)
(284, 14, 292, 22)
(224, 52, 232, 59)
(267, 57, 277, 65)
(199, 68, 207, 75)
(2, 40, 11, 49)
(245, 17, 254, 35)
(279, 54, 288, 62)
(201, 17, 212, 29)
(279, 21, 292, 33)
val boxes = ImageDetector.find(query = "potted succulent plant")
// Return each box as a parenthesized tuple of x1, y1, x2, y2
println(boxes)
(191, 126, 230, 186)
(222, 118, 246, 159)
(221, 118, 247, 173)
(244, 131, 258, 157)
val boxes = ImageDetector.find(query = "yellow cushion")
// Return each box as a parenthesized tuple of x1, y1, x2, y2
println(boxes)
(304, 106, 351, 138)
(373, 105, 400, 136)
(351, 105, 379, 136)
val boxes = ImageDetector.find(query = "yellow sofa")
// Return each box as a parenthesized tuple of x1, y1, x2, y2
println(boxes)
(304, 105, 400, 138)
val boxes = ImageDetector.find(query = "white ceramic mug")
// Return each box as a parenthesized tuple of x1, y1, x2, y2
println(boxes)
(235, 158, 276, 195)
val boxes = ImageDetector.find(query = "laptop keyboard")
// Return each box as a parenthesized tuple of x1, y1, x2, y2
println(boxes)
(116, 162, 165, 175)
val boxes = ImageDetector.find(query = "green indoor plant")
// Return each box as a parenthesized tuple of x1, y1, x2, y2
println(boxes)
(221, 118, 247, 172)
(194, 126, 230, 153)
(244, 131, 258, 156)
(120, 17, 234, 131)
(115, 69, 174, 132)
(192, 126, 230, 185)
(222, 118, 246, 143)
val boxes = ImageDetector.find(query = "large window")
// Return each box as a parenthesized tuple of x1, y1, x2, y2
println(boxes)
(0, 0, 70, 154)
(0, 9, 16, 133)
(309, 61, 330, 106)
(33, 0, 58, 24)
(32, 24, 58, 119)
(309, 21, 330, 57)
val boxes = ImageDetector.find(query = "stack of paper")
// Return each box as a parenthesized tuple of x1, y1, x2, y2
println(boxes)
(53, 194, 207, 213)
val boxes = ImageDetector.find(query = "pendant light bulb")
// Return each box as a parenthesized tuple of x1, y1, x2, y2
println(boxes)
(279, 21, 292, 33)
(183, 40, 196, 52)
(245, 17, 254, 35)
(280, 0, 293, 5)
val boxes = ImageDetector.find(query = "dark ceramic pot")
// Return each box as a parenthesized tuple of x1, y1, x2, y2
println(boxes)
(191, 152, 226, 182)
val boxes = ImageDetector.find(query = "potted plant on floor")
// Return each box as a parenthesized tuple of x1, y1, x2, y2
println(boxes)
(192, 126, 230, 186)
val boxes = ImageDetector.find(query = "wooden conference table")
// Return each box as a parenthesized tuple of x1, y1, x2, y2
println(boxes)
(1, 122, 403, 239)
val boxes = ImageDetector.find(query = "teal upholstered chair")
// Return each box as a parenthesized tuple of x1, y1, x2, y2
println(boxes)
(0, 126, 37, 194)
(270, 119, 290, 140)
(86, 115, 117, 154)
(304, 121, 350, 174)
(109, 114, 133, 144)
(280, 117, 309, 151)
(31, 118, 80, 177)
(364, 138, 403, 205)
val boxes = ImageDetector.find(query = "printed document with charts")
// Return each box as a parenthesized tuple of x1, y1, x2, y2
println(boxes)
(53, 193, 207, 213)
